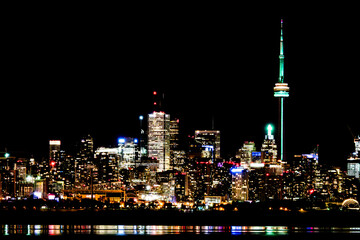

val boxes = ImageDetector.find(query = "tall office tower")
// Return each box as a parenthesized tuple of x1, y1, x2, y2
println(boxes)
(236, 141, 256, 168)
(118, 137, 139, 169)
(75, 135, 95, 188)
(139, 115, 147, 156)
(80, 134, 94, 158)
(274, 19, 290, 162)
(355, 136, 360, 156)
(170, 118, 185, 170)
(347, 136, 360, 179)
(61, 153, 75, 189)
(170, 119, 180, 151)
(261, 124, 278, 164)
(148, 111, 171, 172)
(49, 140, 61, 182)
(195, 130, 221, 159)
(95, 147, 119, 184)
(231, 167, 249, 202)
(49, 140, 61, 161)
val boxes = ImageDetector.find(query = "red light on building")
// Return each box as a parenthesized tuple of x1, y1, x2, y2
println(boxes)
(50, 161, 56, 167)
(309, 189, 315, 195)
(266, 173, 270, 177)
(154, 102, 157, 105)
(153, 91, 157, 95)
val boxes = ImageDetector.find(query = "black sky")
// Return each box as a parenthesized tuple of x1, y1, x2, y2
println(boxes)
(1, 5, 359, 168)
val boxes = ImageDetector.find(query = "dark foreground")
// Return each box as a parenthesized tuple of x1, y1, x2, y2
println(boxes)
(1, 209, 360, 226)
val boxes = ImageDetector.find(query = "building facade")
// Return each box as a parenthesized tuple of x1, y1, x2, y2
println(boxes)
(148, 111, 171, 172)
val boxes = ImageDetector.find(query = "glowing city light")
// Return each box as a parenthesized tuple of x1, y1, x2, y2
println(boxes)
(267, 124, 274, 136)
(230, 167, 244, 174)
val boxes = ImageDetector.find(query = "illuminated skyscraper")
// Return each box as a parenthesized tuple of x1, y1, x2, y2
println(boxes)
(347, 136, 360, 179)
(49, 140, 61, 162)
(118, 137, 139, 169)
(148, 111, 171, 172)
(75, 135, 95, 188)
(195, 130, 220, 159)
(261, 124, 277, 164)
(231, 167, 249, 202)
(236, 141, 256, 168)
(49, 140, 61, 181)
(355, 136, 360, 156)
(274, 19, 289, 162)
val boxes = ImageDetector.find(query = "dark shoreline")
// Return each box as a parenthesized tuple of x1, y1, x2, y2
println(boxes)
(1, 209, 360, 227)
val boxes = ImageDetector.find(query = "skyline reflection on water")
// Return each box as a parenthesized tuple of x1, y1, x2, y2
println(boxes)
(1, 225, 360, 236)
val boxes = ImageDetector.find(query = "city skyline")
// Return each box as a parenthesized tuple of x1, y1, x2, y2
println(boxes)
(2, 12, 359, 168)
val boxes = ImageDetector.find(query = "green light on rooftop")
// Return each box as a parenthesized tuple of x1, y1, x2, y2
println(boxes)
(267, 124, 274, 136)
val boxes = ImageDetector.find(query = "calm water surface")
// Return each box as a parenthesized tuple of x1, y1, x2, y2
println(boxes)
(1, 225, 360, 237)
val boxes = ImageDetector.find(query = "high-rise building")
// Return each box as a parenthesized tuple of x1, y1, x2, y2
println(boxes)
(80, 134, 94, 158)
(261, 124, 278, 164)
(170, 118, 186, 170)
(49, 140, 61, 183)
(75, 135, 95, 188)
(95, 147, 119, 184)
(231, 167, 249, 202)
(148, 111, 171, 172)
(139, 115, 147, 157)
(49, 140, 61, 161)
(273, 19, 290, 162)
(118, 137, 139, 169)
(355, 136, 360, 156)
(236, 141, 256, 168)
(195, 130, 220, 159)
(347, 136, 360, 179)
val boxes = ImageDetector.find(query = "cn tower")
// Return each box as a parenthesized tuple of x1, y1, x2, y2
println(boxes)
(274, 19, 289, 162)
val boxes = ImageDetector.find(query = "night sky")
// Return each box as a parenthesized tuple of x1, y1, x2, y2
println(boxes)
(1, 6, 359, 168)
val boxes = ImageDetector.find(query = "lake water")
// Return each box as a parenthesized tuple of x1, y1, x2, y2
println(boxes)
(1, 224, 360, 238)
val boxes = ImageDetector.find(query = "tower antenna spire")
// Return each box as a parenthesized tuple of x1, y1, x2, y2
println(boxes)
(274, 19, 290, 162)
(279, 18, 284, 83)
